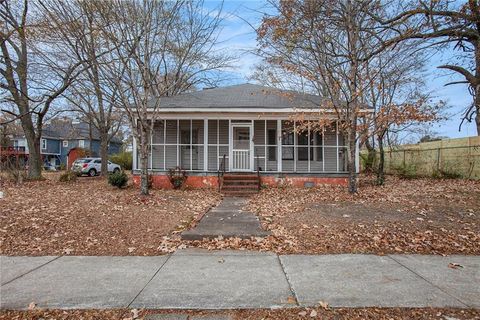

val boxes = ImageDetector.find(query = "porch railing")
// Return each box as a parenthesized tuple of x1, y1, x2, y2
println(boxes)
(232, 150, 249, 171)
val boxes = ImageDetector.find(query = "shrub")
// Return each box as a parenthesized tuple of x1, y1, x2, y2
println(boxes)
(59, 170, 78, 182)
(108, 171, 129, 188)
(167, 166, 187, 189)
(109, 152, 132, 170)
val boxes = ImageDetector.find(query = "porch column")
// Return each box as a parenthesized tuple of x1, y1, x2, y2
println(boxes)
(204, 119, 208, 171)
(277, 120, 282, 172)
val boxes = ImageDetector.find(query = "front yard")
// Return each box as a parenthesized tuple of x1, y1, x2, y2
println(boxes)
(246, 176, 480, 255)
(1, 173, 478, 256)
(0, 173, 221, 256)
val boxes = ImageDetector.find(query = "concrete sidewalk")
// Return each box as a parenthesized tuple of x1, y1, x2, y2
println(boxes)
(1, 250, 479, 310)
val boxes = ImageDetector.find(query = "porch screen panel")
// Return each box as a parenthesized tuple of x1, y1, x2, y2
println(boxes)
(208, 146, 218, 171)
(208, 120, 218, 171)
(281, 120, 294, 172)
(208, 120, 218, 144)
(253, 120, 266, 171)
(296, 130, 309, 172)
(266, 120, 278, 171)
(324, 126, 337, 171)
(165, 120, 177, 144)
(151, 145, 164, 169)
(161, 120, 178, 170)
(192, 120, 204, 171)
(310, 131, 324, 172)
(152, 121, 165, 144)
(179, 120, 190, 170)
(165, 145, 177, 169)
(338, 146, 348, 172)
(219, 145, 229, 170)
(218, 120, 229, 144)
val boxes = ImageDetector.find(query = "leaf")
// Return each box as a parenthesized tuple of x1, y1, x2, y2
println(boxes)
(28, 302, 36, 310)
(218, 258, 225, 263)
(319, 300, 329, 310)
(298, 310, 307, 316)
(286, 296, 296, 304)
(131, 309, 139, 319)
(310, 309, 318, 317)
(448, 262, 463, 269)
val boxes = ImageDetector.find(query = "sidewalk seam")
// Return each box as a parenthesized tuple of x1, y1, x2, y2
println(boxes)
(387, 255, 470, 308)
(125, 253, 173, 309)
(1, 255, 62, 287)
(277, 255, 299, 306)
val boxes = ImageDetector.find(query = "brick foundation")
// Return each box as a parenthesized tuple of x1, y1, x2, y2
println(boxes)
(132, 174, 348, 189)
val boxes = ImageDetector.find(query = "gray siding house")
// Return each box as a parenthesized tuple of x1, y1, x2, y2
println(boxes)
(133, 84, 363, 188)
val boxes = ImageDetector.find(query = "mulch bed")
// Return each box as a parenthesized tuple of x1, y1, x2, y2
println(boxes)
(1, 308, 479, 320)
(0, 173, 221, 256)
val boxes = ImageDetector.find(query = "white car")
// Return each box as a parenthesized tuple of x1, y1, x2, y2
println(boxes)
(71, 158, 121, 177)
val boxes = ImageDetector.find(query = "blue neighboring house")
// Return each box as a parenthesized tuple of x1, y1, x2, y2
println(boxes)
(12, 119, 123, 170)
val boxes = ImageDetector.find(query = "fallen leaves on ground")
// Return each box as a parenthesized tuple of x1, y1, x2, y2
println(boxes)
(0, 173, 221, 256)
(1, 308, 479, 320)
(243, 175, 480, 255)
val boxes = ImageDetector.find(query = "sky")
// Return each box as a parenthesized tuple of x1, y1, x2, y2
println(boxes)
(205, 0, 476, 139)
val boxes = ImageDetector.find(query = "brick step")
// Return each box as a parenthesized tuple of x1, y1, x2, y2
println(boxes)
(223, 175, 258, 181)
(223, 180, 259, 185)
(222, 185, 259, 191)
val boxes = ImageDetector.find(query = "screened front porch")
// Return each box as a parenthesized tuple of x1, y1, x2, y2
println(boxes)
(133, 118, 349, 174)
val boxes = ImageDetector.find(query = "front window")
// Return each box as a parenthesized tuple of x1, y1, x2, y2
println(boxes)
(41, 139, 47, 150)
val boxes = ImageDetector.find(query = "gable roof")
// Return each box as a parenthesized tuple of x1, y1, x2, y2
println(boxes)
(42, 121, 122, 144)
(148, 83, 329, 111)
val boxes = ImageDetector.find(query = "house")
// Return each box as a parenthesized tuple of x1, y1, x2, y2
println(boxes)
(10, 119, 123, 169)
(132, 83, 368, 189)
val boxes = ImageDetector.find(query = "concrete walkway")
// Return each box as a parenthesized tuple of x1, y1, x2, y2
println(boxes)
(181, 197, 270, 240)
(1, 250, 479, 310)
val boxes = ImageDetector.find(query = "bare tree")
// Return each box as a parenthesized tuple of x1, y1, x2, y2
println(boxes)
(98, 0, 231, 195)
(36, 0, 128, 175)
(0, 0, 84, 179)
(374, 0, 480, 135)
(257, 0, 396, 193)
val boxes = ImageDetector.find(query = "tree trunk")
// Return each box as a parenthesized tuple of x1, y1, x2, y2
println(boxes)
(476, 87, 480, 136)
(347, 121, 358, 194)
(364, 138, 376, 172)
(140, 154, 149, 195)
(376, 134, 385, 185)
(139, 132, 149, 195)
(99, 129, 109, 176)
(27, 135, 42, 179)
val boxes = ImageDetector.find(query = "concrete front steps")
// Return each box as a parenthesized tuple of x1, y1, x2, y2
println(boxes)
(221, 174, 260, 197)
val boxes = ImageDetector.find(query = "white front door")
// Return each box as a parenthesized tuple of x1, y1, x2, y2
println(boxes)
(230, 124, 252, 171)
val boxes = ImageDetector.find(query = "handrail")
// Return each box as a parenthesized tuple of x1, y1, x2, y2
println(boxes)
(217, 154, 226, 192)
(255, 147, 261, 191)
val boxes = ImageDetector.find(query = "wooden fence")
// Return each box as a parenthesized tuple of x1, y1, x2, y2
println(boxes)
(361, 136, 480, 180)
